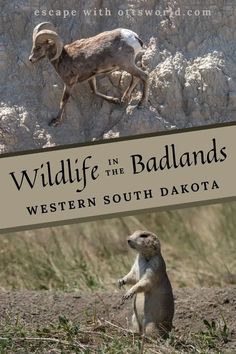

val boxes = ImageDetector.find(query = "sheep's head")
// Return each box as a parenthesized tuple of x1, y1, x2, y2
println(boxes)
(29, 22, 63, 63)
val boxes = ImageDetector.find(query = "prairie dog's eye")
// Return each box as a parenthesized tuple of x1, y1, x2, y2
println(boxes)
(139, 234, 149, 238)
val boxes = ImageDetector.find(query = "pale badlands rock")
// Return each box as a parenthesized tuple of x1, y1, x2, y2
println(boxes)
(1, 0, 236, 152)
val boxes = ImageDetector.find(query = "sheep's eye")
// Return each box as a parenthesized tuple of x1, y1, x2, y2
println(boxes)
(139, 234, 148, 238)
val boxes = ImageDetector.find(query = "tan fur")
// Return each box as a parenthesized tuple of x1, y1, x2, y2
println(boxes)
(118, 230, 174, 338)
(29, 24, 149, 126)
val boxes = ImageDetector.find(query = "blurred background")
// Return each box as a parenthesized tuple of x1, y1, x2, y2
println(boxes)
(0, 200, 235, 292)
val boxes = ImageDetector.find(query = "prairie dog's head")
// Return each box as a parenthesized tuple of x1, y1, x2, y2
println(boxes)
(127, 230, 161, 258)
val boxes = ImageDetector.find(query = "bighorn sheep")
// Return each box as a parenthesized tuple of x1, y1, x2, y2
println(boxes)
(29, 22, 149, 126)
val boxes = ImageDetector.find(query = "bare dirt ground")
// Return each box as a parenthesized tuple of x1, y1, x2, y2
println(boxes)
(0, 287, 235, 353)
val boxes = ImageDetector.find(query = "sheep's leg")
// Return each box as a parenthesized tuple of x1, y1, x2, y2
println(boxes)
(88, 77, 120, 104)
(121, 76, 140, 103)
(123, 65, 149, 107)
(49, 85, 72, 127)
(121, 75, 134, 103)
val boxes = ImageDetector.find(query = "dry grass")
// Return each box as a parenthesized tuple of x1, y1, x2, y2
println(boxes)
(0, 312, 232, 354)
(0, 204, 235, 354)
(0, 202, 236, 291)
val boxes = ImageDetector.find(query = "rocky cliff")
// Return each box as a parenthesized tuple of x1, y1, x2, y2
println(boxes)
(1, 0, 236, 153)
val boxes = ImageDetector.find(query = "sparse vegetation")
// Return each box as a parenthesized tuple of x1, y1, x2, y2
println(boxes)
(0, 313, 233, 354)
(195, 318, 231, 349)
(0, 315, 234, 354)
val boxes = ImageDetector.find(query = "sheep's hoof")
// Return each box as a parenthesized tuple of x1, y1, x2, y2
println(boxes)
(120, 100, 127, 107)
(49, 118, 62, 127)
(137, 101, 146, 110)
(111, 97, 121, 104)
(121, 96, 130, 105)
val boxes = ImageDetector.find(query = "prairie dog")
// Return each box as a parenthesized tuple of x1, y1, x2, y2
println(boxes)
(118, 230, 174, 338)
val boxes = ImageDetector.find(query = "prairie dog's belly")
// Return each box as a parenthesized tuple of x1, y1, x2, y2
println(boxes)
(134, 280, 174, 324)
(134, 293, 145, 325)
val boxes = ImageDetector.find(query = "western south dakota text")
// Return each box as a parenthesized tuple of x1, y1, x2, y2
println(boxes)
(26, 189, 153, 215)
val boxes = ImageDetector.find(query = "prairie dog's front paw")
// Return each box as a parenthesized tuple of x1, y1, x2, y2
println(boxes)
(118, 278, 126, 289)
(122, 288, 135, 301)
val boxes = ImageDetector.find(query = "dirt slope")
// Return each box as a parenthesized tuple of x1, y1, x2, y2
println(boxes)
(0, 287, 235, 353)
